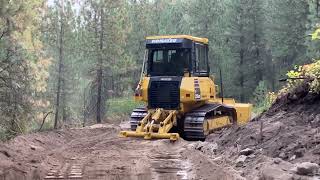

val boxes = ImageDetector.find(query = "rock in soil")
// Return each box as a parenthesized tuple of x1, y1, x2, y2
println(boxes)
(273, 158, 282, 164)
(236, 155, 247, 167)
(195, 142, 218, 154)
(294, 162, 319, 176)
(239, 148, 254, 156)
(0, 150, 11, 157)
(260, 165, 293, 180)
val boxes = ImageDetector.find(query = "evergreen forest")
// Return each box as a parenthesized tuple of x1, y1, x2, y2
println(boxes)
(1, 0, 320, 139)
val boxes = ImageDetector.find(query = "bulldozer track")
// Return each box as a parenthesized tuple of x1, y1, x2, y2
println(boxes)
(184, 103, 236, 140)
(130, 107, 147, 131)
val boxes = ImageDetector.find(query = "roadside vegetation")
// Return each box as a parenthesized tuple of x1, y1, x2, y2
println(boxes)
(253, 60, 320, 114)
(105, 97, 143, 123)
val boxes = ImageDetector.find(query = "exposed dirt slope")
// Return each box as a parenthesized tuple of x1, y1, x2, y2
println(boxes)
(204, 81, 320, 179)
(0, 123, 243, 180)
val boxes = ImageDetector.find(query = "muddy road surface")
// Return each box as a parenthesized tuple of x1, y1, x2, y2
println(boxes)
(0, 124, 242, 180)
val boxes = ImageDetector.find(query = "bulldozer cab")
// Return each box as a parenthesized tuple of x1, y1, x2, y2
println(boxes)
(145, 35, 210, 77)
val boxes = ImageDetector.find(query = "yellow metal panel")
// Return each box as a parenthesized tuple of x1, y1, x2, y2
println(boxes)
(180, 102, 205, 114)
(119, 131, 180, 141)
(234, 103, 252, 125)
(134, 77, 149, 102)
(209, 98, 236, 105)
(180, 77, 218, 113)
(207, 116, 231, 130)
(146, 35, 209, 44)
(208, 98, 252, 126)
(180, 77, 195, 103)
(141, 77, 149, 101)
(198, 77, 213, 100)
(180, 77, 213, 103)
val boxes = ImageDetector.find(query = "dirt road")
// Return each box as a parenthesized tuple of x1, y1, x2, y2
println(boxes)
(0, 124, 242, 180)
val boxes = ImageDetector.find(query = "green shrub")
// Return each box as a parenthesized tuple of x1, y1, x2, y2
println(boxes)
(253, 81, 276, 114)
(279, 61, 320, 95)
(106, 97, 143, 117)
(0, 124, 19, 141)
(304, 61, 320, 93)
(0, 125, 8, 141)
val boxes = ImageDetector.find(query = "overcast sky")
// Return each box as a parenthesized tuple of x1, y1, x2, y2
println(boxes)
(47, 0, 54, 6)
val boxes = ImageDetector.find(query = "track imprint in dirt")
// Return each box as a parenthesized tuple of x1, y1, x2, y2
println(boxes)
(150, 151, 194, 180)
(44, 160, 84, 179)
(0, 124, 242, 180)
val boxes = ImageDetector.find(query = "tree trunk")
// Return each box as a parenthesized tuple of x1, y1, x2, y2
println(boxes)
(271, 62, 276, 92)
(83, 88, 86, 127)
(96, 66, 102, 124)
(317, 0, 320, 17)
(61, 78, 67, 123)
(239, 38, 245, 102)
(96, 7, 104, 124)
(239, 23, 245, 102)
(54, 0, 64, 129)
(252, 0, 262, 83)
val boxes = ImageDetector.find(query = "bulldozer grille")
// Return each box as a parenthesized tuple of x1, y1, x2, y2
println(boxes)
(148, 81, 180, 109)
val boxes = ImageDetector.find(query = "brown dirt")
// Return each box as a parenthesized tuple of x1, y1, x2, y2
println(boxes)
(0, 123, 243, 180)
(204, 81, 320, 179)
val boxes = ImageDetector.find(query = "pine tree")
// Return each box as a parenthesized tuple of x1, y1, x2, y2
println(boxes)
(224, 0, 267, 101)
(0, 0, 50, 137)
(264, 0, 309, 90)
(306, 0, 320, 60)
(81, 0, 133, 123)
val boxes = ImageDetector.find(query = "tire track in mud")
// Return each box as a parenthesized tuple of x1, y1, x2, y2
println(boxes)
(149, 150, 195, 180)
(41, 133, 196, 180)
(44, 162, 84, 179)
(0, 124, 241, 180)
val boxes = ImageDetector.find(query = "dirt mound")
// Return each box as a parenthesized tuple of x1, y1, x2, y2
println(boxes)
(204, 81, 320, 179)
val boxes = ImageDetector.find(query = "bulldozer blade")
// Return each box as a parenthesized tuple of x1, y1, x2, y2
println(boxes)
(119, 131, 180, 141)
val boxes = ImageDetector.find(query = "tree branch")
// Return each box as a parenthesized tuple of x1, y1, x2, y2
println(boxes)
(39, 111, 53, 131)
(0, 30, 5, 40)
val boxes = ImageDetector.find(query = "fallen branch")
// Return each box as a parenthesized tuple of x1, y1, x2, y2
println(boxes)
(279, 77, 320, 82)
(0, 30, 5, 40)
(39, 111, 53, 131)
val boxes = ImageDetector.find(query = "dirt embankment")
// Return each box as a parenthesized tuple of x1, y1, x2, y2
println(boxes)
(201, 81, 320, 179)
(0, 123, 244, 180)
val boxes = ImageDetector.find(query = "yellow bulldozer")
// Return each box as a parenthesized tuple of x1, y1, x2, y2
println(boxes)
(120, 35, 252, 141)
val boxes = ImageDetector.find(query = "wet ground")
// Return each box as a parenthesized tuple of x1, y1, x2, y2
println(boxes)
(0, 123, 241, 180)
